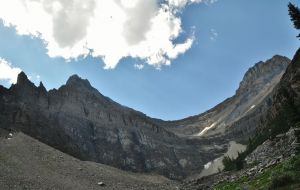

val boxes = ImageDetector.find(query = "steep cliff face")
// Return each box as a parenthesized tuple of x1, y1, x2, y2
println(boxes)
(271, 49, 300, 116)
(162, 55, 290, 140)
(252, 48, 300, 138)
(0, 73, 208, 179)
(224, 49, 300, 143)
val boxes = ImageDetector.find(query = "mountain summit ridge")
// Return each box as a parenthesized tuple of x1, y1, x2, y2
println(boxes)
(236, 55, 290, 95)
(0, 71, 207, 179)
(66, 74, 93, 88)
(159, 55, 290, 139)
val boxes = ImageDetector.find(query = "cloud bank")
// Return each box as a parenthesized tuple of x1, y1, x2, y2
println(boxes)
(0, 58, 22, 84)
(0, 0, 211, 69)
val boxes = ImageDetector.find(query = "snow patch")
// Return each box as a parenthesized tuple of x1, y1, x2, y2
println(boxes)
(245, 105, 256, 113)
(196, 123, 216, 136)
(204, 161, 212, 169)
(199, 141, 247, 177)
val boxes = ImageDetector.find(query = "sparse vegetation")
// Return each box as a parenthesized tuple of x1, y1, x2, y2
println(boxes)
(215, 154, 300, 190)
(223, 101, 300, 172)
(269, 173, 295, 189)
(223, 152, 245, 171)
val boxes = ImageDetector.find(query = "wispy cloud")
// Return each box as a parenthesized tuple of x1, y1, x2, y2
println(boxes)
(168, 0, 217, 8)
(0, 0, 214, 69)
(210, 29, 218, 41)
(0, 58, 22, 84)
(134, 63, 144, 70)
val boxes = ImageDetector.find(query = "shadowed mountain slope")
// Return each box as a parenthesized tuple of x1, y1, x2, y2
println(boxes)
(0, 72, 210, 179)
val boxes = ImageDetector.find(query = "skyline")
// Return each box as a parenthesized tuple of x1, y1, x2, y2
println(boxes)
(0, 0, 299, 120)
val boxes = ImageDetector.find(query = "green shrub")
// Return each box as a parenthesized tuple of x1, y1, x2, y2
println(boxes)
(223, 153, 245, 171)
(268, 174, 294, 189)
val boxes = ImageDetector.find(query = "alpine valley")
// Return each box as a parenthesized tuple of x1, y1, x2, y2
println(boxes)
(0, 47, 299, 189)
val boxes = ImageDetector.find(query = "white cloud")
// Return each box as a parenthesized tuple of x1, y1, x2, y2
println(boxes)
(134, 63, 144, 70)
(0, 58, 22, 84)
(168, 0, 202, 8)
(168, 0, 217, 8)
(0, 0, 213, 69)
(210, 28, 218, 41)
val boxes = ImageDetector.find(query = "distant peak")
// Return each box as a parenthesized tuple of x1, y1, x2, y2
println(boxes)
(236, 55, 290, 95)
(269, 55, 291, 63)
(17, 72, 31, 85)
(271, 54, 289, 59)
(66, 74, 92, 88)
(39, 81, 44, 88)
(67, 74, 81, 83)
(38, 81, 47, 93)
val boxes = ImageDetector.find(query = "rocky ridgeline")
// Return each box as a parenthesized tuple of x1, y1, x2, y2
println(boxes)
(236, 55, 289, 96)
(157, 55, 292, 173)
(228, 48, 300, 145)
(0, 72, 208, 179)
(161, 55, 290, 141)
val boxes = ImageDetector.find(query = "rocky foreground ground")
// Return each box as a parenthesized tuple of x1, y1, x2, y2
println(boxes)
(0, 129, 179, 190)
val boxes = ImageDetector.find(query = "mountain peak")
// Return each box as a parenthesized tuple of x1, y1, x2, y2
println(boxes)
(236, 55, 290, 95)
(271, 54, 290, 62)
(16, 71, 36, 89)
(17, 72, 30, 85)
(66, 74, 92, 88)
(38, 81, 47, 93)
(267, 55, 291, 67)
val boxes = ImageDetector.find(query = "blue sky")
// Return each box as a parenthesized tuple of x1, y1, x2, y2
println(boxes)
(0, 0, 299, 120)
